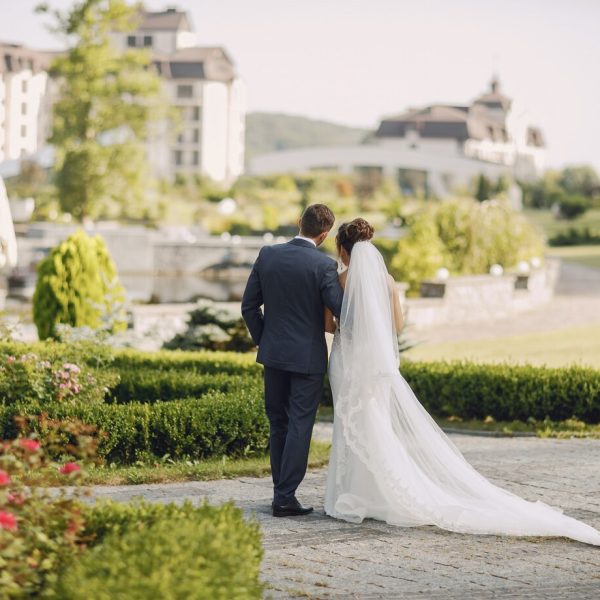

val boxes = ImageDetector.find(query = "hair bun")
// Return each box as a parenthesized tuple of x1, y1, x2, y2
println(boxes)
(347, 218, 374, 243)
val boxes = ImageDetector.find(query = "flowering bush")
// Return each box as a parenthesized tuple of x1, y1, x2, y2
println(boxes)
(0, 352, 116, 407)
(0, 419, 97, 598)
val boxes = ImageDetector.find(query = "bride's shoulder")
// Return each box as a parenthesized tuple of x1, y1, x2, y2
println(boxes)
(339, 269, 348, 288)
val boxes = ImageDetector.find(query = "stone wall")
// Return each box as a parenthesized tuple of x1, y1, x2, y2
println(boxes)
(403, 259, 559, 329)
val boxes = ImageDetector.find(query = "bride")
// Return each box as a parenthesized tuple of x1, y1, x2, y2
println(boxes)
(323, 218, 600, 546)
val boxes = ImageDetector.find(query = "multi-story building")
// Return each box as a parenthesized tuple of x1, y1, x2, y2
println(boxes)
(0, 43, 52, 164)
(251, 78, 545, 199)
(110, 8, 245, 183)
(0, 7, 245, 185)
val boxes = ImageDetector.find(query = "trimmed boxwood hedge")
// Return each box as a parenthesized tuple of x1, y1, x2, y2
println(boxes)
(0, 390, 269, 464)
(61, 500, 263, 600)
(400, 361, 600, 423)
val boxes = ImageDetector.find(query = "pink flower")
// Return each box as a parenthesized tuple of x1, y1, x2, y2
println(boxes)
(63, 363, 81, 374)
(7, 492, 25, 506)
(6, 356, 15, 364)
(0, 469, 11, 486)
(19, 439, 41, 452)
(0, 511, 18, 531)
(59, 463, 81, 475)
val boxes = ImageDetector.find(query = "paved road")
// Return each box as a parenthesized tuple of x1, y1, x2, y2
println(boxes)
(92, 434, 600, 599)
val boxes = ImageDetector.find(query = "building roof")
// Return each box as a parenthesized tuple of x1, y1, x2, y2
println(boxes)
(374, 78, 541, 145)
(0, 42, 52, 74)
(138, 8, 192, 32)
(474, 77, 512, 111)
(152, 47, 235, 82)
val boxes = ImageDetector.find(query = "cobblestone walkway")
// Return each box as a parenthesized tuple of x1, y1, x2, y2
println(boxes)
(92, 435, 600, 599)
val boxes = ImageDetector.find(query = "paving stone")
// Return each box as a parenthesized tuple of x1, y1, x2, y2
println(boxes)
(91, 435, 600, 599)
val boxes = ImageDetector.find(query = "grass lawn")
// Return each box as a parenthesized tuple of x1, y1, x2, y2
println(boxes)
(404, 323, 600, 369)
(547, 245, 600, 270)
(30, 441, 331, 486)
(524, 208, 600, 239)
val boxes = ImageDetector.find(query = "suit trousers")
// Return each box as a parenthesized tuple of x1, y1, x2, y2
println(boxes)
(264, 366, 324, 504)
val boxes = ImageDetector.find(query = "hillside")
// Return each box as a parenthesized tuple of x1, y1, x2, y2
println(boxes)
(245, 112, 369, 161)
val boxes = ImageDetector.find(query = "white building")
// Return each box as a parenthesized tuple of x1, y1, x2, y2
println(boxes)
(0, 43, 52, 164)
(251, 78, 545, 198)
(110, 8, 245, 184)
(0, 8, 244, 186)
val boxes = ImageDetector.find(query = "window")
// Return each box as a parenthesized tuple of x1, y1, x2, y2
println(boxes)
(177, 85, 193, 99)
(174, 150, 183, 166)
(191, 151, 199, 166)
(193, 106, 201, 121)
(21, 125, 26, 137)
(143, 36, 153, 47)
(4, 55, 12, 72)
(21, 102, 27, 115)
(177, 133, 184, 143)
(127, 35, 136, 47)
(21, 80, 27, 93)
(192, 129, 199, 143)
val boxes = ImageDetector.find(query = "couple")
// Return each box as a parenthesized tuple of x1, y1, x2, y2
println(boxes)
(242, 204, 600, 546)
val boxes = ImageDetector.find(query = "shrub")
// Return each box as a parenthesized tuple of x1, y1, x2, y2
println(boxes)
(0, 351, 115, 407)
(558, 195, 590, 220)
(548, 227, 600, 246)
(32, 230, 127, 340)
(110, 370, 260, 404)
(389, 198, 544, 293)
(0, 423, 96, 598)
(0, 392, 269, 464)
(163, 300, 255, 352)
(401, 361, 600, 423)
(59, 502, 263, 600)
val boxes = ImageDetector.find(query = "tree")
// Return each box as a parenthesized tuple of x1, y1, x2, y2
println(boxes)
(475, 174, 492, 202)
(37, 0, 168, 220)
(33, 230, 127, 340)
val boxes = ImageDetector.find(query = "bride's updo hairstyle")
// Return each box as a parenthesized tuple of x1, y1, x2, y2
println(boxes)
(336, 218, 374, 256)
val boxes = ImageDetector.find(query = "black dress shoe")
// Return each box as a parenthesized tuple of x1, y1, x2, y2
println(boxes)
(272, 498, 314, 517)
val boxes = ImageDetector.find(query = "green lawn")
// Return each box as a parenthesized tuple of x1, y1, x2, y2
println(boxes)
(29, 441, 331, 486)
(405, 323, 600, 368)
(524, 208, 600, 238)
(546, 245, 600, 270)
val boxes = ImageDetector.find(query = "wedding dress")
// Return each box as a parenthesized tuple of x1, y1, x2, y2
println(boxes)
(325, 241, 600, 546)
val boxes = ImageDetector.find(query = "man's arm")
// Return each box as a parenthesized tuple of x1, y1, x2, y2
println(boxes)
(320, 259, 344, 318)
(241, 251, 264, 345)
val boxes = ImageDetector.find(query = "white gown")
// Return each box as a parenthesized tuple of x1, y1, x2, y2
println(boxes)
(325, 241, 600, 546)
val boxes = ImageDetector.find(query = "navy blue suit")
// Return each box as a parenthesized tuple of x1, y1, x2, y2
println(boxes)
(242, 238, 343, 503)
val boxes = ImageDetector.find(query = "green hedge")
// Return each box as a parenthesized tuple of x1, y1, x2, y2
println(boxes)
(62, 500, 263, 600)
(401, 361, 600, 423)
(110, 370, 262, 404)
(0, 391, 269, 464)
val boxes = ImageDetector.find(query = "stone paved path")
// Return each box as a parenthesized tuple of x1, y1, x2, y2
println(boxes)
(92, 434, 600, 599)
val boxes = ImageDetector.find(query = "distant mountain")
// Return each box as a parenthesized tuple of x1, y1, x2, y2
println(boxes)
(245, 112, 370, 161)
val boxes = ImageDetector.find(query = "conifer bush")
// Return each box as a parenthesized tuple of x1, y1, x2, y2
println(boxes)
(32, 230, 127, 340)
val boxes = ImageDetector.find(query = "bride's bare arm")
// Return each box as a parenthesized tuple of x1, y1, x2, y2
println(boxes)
(324, 271, 348, 333)
(389, 275, 405, 332)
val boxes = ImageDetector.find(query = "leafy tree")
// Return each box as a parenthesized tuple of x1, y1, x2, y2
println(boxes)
(33, 230, 127, 340)
(37, 0, 168, 220)
(475, 173, 493, 202)
(390, 212, 450, 295)
(558, 166, 600, 197)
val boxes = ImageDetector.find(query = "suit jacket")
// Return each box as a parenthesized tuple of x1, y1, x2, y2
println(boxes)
(241, 238, 344, 374)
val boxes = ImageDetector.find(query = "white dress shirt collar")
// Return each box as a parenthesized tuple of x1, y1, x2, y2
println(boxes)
(294, 235, 317, 247)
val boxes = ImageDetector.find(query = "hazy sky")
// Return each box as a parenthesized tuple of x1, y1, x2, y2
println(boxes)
(1, 0, 599, 171)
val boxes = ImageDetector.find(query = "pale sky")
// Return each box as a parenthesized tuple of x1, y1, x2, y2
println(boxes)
(1, 0, 599, 171)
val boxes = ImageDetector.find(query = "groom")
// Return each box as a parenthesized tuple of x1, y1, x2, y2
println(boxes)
(242, 204, 344, 517)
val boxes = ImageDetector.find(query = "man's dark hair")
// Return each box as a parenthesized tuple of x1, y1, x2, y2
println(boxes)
(299, 204, 335, 238)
